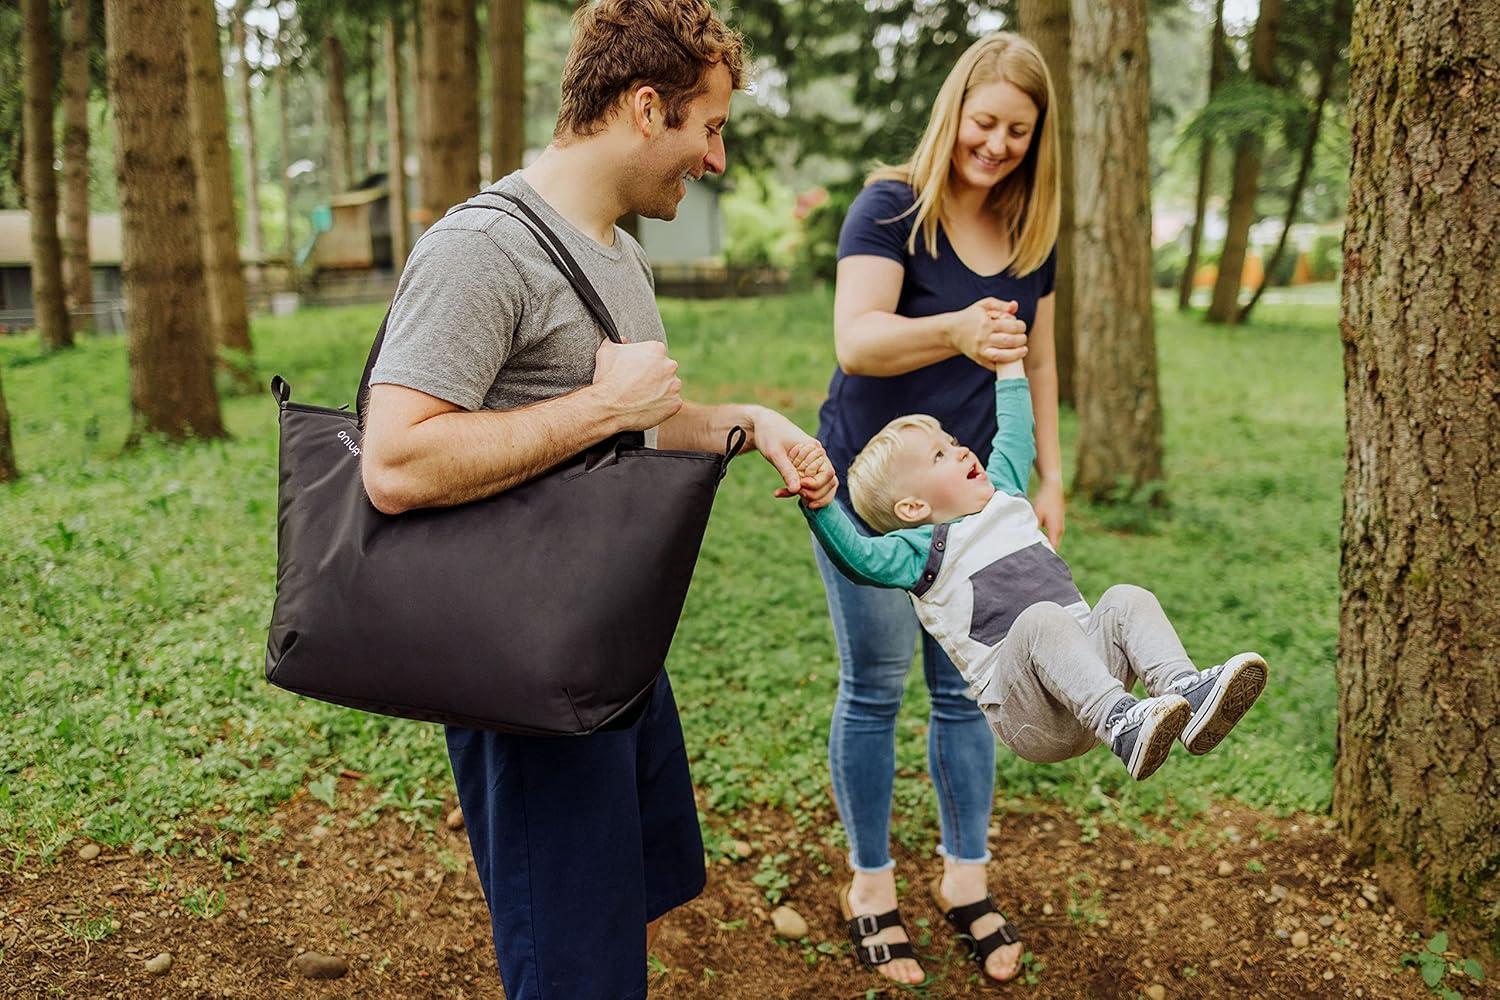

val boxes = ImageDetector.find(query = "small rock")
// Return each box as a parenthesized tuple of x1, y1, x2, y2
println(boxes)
(732, 840, 752, 859)
(1322, 970, 1335, 981)
(1217, 860, 1234, 877)
(445, 807, 465, 831)
(1146, 983, 1167, 1000)
(1330, 951, 1344, 963)
(1154, 865, 1172, 877)
(1042, 903, 1054, 916)
(308, 825, 330, 840)
(1318, 914, 1335, 928)
(1355, 896, 1369, 909)
(77, 843, 101, 861)
(1291, 930, 1310, 948)
(144, 952, 173, 976)
(1199, 914, 1218, 931)
(770, 905, 807, 939)
(1119, 859, 1134, 872)
(1154, 902, 1169, 918)
(293, 952, 349, 979)
(1270, 883, 1289, 902)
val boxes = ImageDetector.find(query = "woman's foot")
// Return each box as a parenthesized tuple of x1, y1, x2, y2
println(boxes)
(840, 871, 925, 985)
(936, 863, 1023, 982)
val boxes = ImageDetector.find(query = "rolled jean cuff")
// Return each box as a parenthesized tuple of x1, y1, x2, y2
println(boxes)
(936, 844, 992, 866)
(848, 854, 896, 875)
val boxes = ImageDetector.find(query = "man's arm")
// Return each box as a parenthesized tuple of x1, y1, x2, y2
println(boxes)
(361, 339, 682, 515)
(657, 400, 838, 509)
(985, 364, 1037, 496)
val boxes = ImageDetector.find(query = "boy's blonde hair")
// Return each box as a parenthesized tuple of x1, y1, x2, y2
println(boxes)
(848, 414, 945, 535)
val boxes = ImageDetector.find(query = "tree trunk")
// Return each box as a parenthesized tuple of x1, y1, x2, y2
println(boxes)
(363, 25, 379, 176)
(489, 0, 525, 181)
(59, 0, 93, 332)
(1238, 0, 1345, 325)
(183, 0, 254, 383)
(1206, 0, 1281, 323)
(419, 0, 480, 222)
(1068, 0, 1163, 502)
(107, 0, 225, 442)
(1333, 0, 1499, 961)
(385, 18, 410, 271)
(325, 34, 354, 192)
(277, 29, 296, 262)
(22, 0, 72, 352)
(1177, 0, 1226, 312)
(1017, 0, 1075, 406)
(0, 366, 17, 483)
(232, 3, 264, 265)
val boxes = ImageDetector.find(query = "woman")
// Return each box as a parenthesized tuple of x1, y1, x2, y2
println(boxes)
(814, 32, 1064, 986)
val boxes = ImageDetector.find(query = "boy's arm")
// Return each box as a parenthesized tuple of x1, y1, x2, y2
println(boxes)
(985, 363, 1037, 495)
(802, 502, 929, 590)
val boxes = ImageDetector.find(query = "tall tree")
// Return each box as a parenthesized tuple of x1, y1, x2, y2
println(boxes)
(275, 23, 296, 261)
(1206, 0, 1282, 323)
(1237, 0, 1350, 324)
(107, 0, 225, 441)
(21, 0, 72, 351)
(232, 0, 265, 264)
(362, 24, 379, 176)
(1333, 0, 1498, 959)
(1068, 0, 1163, 502)
(0, 366, 17, 482)
(324, 34, 354, 191)
(59, 0, 93, 331)
(419, 0, 480, 221)
(183, 0, 254, 381)
(489, 0, 524, 180)
(384, 17, 410, 270)
(1177, 0, 1226, 312)
(1017, 0, 1075, 406)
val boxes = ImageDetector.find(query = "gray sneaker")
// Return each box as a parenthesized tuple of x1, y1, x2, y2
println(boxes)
(1166, 653, 1268, 755)
(1107, 694, 1191, 781)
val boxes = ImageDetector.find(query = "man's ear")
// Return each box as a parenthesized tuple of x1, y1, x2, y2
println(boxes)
(629, 85, 663, 138)
(893, 496, 931, 525)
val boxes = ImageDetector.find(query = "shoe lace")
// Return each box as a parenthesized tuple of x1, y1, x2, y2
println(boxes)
(1108, 699, 1154, 741)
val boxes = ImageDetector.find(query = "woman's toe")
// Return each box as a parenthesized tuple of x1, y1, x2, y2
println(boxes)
(985, 941, 1023, 981)
(893, 958, 924, 983)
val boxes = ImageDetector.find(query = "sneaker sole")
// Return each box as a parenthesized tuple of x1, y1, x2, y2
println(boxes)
(1129, 697, 1191, 781)
(1182, 654, 1268, 756)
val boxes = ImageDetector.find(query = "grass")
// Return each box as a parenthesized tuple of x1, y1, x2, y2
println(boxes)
(0, 289, 1343, 864)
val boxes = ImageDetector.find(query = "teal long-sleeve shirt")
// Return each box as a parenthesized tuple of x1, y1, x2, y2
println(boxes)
(804, 376, 1036, 590)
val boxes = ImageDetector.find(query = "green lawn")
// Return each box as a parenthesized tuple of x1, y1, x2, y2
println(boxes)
(0, 290, 1343, 865)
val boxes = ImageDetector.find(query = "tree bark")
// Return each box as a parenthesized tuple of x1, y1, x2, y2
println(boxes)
(0, 366, 17, 483)
(1238, 0, 1345, 324)
(419, 0, 480, 222)
(489, 0, 525, 180)
(232, 2, 264, 265)
(276, 28, 296, 262)
(363, 25, 379, 176)
(59, 0, 93, 332)
(1206, 0, 1281, 323)
(324, 34, 354, 192)
(183, 0, 254, 380)
(1333, 0, 1499, 960)
(22, 0, 72, 351)
(1068, 0, 1163, 502)
(107, 0, 225, 442)
(1178, 0, 1226, 312)
(1017, 0, 1075, 406)
(385, 18, 410, 271)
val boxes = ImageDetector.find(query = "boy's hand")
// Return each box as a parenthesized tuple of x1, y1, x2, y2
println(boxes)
(776, 439, 839, 509)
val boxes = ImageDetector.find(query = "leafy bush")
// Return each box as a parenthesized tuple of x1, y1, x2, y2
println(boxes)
(795, 183, 858, 284)
(1153, 242, 1188, 290)
(722, 174, 799, 269)
(1308, 233, 1343, 281)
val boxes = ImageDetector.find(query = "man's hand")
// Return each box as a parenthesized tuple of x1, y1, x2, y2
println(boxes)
(947, 297, 1028, 369)
(591, 339, 683, 432)
(751, 409, 837, 509)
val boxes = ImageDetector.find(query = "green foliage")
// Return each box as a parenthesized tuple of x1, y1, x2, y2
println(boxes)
(1152, 242, 1188, 291)
(1400, 931, 1487, 998)
(721, 174, 799, 269)
(1308, 233, 1342, 282)
(0, 292, 1343, 865)
(795, 184, 858, 284)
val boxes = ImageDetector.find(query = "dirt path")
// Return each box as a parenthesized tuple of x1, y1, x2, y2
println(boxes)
(0, 777, 1467, 998)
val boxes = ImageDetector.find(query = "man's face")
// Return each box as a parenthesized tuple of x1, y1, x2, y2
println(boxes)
(633, 62, 732, 221)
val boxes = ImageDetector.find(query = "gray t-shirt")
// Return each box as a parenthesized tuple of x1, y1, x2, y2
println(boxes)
(369, 173, 666, 428)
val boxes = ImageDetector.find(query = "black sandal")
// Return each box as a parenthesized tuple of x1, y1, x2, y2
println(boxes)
(930, 876, 1023, 979)
(838, 883, 923, 976)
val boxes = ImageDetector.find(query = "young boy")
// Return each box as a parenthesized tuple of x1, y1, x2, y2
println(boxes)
(795, 359, 1267, 781)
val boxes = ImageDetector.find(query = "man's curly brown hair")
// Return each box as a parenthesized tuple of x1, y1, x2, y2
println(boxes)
(555, 0, 746, 140)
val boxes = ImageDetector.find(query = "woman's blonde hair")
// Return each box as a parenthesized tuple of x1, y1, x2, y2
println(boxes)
(848, 414, 946, 535)
(868, 32, 1060, 276)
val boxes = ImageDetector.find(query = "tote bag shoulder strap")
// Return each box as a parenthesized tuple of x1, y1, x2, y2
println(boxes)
(357, 193, 626, 419)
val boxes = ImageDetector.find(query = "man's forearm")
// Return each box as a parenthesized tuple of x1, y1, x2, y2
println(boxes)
(363, 386, 622, 514)
(655, 400, 762, 454)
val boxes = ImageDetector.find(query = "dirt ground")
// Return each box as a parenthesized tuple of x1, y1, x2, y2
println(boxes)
(0, 776, 1483, 999)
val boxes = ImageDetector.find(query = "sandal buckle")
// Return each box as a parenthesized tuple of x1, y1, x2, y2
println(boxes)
(853, 913, 880, 937)
(865, 942, 892, 965)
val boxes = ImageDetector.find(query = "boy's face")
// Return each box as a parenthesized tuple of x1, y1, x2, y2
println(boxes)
(891, 424, 996, 526)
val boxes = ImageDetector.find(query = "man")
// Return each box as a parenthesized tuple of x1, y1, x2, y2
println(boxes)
(360, 1, 835, 996)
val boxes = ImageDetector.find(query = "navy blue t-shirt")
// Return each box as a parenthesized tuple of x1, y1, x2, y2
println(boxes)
(817, 179, 1057, 520)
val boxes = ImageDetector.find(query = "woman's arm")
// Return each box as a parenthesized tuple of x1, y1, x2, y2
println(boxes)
(1023, 294, 1066, 547)
(833, 256, 1029, 377)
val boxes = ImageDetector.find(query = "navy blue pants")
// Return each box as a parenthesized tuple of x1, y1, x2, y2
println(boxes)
(445, 673, 705, 999)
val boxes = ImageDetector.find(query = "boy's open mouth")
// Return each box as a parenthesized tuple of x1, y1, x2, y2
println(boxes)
(967, 462, 982, 480)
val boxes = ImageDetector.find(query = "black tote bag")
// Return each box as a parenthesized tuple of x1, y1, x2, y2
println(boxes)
(265, 194, 744, 735)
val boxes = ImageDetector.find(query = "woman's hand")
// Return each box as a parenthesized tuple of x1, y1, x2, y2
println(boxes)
(1034, 476, 1066, 548)
(947, 297, 1029, 369)
(752, 409, 839, 509)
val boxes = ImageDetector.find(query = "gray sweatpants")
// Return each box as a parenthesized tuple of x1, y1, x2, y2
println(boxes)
(976, 584, 1198, 763)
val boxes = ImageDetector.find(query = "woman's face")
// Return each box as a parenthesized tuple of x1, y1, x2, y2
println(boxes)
(949, 79, 1039, 194)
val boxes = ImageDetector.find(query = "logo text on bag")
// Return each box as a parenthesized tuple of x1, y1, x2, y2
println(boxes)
(337, 430, 362, 458)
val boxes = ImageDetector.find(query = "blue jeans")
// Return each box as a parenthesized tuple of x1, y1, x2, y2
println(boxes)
(814, 541, 996, 872)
